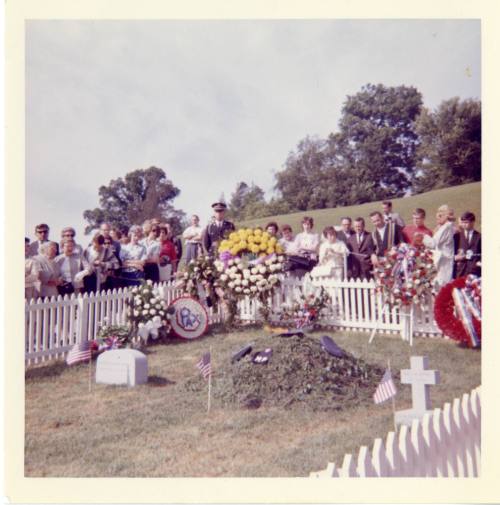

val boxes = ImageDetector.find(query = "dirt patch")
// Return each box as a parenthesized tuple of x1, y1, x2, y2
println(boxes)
(185, 333, 388, 411)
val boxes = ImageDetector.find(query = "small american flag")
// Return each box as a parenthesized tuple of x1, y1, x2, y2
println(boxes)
(66, 340, 92, 366)
(373, 368, 397, 404)
(196, 351, 211, 380)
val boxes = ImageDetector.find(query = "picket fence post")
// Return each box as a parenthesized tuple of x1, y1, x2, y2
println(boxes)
(309, 387, 481, 478)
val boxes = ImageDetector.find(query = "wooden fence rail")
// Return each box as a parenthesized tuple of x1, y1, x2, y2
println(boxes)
(310, 386, 481, 477)
(25, 276, 442, 366)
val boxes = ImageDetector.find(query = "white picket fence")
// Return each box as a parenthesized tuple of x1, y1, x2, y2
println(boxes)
(24, 281, 191, 365)
(25, 276, 441, 366)
(310, 386, 481, 477)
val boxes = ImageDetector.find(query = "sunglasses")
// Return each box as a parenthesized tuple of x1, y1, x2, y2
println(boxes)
(63, 233, 75, 237)
(37, 229, 49, 233)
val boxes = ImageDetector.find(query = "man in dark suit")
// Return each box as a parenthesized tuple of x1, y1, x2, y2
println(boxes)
(347, 217, 376, 280)
(454, 211, 481, 278)
(202, 201, 236, 255)
(369, 211, 405, 266)
(28, 223, 59, 257)
(336, 217, 354, 244)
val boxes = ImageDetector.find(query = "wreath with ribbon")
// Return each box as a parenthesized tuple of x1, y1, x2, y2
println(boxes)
(373, 243, 436, 307)
(433, 275, 481, 348)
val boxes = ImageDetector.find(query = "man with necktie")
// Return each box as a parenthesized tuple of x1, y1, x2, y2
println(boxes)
(369, 210, 405, 267)
(346, 217, 376, 280)
(454, 211, 481, 278)
(202, 201, 236, 256)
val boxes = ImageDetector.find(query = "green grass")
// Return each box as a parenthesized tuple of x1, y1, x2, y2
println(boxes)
(239, 182, 481, 234)
(25, 328, 480, 477)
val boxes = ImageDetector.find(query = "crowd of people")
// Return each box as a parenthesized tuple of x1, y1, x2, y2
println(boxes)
(25, 199, 481, 300)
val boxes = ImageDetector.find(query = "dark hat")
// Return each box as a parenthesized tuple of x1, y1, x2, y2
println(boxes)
(252, 348, 273, 364)
(212, 202, 227, 211)
(320, 335, 345, 358)
(231, 344, 253, 363)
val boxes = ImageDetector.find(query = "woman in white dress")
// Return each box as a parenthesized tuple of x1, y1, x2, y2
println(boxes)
(293, 216, 320, 260)
(423, 205, 455, 289)
(314, 226, 349, 280)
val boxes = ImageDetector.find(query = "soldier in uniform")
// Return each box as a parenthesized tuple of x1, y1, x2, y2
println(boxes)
(202, 201, 236, 255)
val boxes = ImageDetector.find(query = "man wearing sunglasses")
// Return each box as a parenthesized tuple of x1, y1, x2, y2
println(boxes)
(27, 223, 59, 257)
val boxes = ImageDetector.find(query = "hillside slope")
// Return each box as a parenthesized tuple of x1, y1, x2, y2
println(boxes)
(239, 182, 481, 233)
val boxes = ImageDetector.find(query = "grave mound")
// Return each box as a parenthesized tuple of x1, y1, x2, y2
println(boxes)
(185, 333, 387, 411)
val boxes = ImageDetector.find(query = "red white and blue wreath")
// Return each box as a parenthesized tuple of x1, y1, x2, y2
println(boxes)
(434, 275, 481, 348)
(373, 243, 436, 307)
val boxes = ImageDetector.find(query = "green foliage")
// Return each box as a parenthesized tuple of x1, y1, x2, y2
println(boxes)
(334, 83, 423, 199)
(227, 182, 267, 221)
(272, 84, 423, 211)
(83, 166, 185, 234)
(413, 98, 481, 193)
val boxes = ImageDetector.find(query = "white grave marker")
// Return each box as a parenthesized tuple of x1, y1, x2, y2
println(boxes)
(395, 356, 440, 426)
(95, 349, 148, 387)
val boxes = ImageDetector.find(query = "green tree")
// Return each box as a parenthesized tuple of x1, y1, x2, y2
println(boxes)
(413, 97, 481, 193)
(227, 181, 267, 220)
(274, 136, 327, 211)
(335, 83, 423, 198)
(83, 166, 184, 234)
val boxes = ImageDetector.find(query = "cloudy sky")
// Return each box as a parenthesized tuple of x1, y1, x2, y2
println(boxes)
(25, 19, 480, 242)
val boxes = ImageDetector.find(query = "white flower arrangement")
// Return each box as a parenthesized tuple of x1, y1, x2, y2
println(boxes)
(126, 282, 172, 337)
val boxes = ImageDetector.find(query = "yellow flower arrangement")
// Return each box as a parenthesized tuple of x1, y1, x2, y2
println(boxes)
(218, 227, 284, 257)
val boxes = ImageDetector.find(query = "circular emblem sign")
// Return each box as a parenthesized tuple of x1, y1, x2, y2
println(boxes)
(169, 296, 209, 339)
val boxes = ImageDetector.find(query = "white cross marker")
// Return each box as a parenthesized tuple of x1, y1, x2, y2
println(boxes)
(395, 356, 440, 426)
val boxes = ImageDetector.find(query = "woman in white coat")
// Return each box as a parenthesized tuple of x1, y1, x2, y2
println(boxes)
(423, 205, 455, 290)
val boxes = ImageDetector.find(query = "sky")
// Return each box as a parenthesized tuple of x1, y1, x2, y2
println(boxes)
(25, 19, 480, 243)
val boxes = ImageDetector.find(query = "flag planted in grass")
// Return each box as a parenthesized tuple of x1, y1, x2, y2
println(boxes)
(196, 351, 211, 380)
(66, 341, 92, 366)
(373, 368, 397, 404)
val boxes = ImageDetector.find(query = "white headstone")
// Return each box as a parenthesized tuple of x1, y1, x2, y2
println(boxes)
(395, 356, 440, 426)
(95, 349, 148, 387)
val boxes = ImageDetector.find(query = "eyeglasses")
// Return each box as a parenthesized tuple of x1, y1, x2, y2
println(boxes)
(63, 233, 75, 237)
(36, 229, 49, 234)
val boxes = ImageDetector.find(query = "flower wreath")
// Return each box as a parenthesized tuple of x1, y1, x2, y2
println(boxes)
(373, 243, 436, 307)
(434, 275, 481, 347)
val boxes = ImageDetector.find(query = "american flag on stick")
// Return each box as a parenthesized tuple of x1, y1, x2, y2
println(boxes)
(196, 351, 211, 380)
(373, 368, 397, 404)
(66, 340, 92, 366)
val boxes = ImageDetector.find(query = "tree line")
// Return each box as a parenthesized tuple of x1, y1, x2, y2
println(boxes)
(227, 83, 481, 220)
(83, 83, 480, 232)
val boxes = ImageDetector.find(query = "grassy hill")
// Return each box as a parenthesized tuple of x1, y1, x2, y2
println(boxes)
(239, 182, 481, 234)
